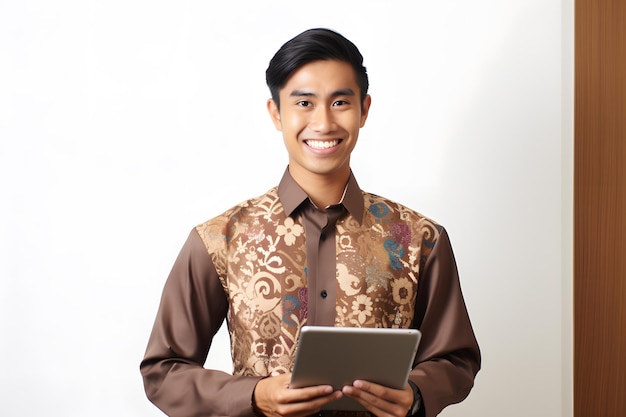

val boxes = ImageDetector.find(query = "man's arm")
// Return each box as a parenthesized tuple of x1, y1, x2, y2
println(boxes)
(140, 229, 261, 417)
(409, 228, 481, 417)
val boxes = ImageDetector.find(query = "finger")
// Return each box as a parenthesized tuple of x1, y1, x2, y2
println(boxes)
(257, 379, 342, 417)
(272, 390, 343, 417)
(355, 380, 413, 405)
(352, 380, 403, 401)
(341, 395, 401, 417)
(342, 383, 409, 417)
(280, 373, 336, 402)
(289, 385, 337, 402)
(340, 388, 389, 417)
(267, 374, 331, 401)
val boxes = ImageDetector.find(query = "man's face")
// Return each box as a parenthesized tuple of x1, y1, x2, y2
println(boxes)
(267, 60, 371, 184)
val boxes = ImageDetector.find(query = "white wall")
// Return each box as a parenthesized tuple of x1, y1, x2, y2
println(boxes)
(0, 1, 572, 416)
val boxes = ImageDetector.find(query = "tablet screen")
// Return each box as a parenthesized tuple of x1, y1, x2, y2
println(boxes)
(289, 326, 421, 411)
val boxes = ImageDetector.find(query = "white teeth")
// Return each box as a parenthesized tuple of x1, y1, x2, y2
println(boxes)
(306, 140, 339, 149)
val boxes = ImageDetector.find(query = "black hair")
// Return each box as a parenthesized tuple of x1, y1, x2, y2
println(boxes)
(265, 28, 369, 109)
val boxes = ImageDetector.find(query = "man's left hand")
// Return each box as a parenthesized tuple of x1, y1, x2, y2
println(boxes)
(341, 380, 413, 417)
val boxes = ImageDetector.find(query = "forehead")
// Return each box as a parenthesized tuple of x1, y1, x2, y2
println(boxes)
(280, 60, 359, 95)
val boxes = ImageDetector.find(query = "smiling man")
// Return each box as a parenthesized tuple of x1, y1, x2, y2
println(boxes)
(267, 59, 370, 209)
(141, 28, 480, 417)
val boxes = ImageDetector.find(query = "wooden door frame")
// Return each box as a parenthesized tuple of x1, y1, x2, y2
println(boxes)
(574, 0, 626, 415)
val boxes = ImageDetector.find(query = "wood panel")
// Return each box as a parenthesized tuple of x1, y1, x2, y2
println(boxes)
(574, 0, 626, 416)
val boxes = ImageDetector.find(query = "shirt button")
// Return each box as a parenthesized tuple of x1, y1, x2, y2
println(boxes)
(320, 290, 328, 299)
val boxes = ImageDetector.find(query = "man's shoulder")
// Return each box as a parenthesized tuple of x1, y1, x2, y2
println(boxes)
(362, 191, 442, 229)
(196, 186, 281, 230)
(361, 191, 446, 251)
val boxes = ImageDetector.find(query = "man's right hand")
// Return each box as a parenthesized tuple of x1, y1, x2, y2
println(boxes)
(252, 373, 343, 417)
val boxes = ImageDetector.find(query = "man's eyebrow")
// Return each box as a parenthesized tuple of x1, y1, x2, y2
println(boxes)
(331, 88, 356, 97)
(290, 89, 315, 97)
(289, 88, 356, 98)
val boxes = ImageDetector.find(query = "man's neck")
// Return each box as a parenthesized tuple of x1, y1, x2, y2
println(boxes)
(289, 167, 350, 209)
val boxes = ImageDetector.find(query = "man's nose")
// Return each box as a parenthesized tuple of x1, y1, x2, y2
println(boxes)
(309, 107, 334, 132)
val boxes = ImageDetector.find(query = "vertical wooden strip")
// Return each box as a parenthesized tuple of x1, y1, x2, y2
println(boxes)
(574, 0, 626, 415)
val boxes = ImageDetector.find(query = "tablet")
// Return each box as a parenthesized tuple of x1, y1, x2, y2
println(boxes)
(289, 326, 422, 411)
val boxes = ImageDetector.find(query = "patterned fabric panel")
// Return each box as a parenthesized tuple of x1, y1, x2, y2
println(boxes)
(196, 188, 441, 377)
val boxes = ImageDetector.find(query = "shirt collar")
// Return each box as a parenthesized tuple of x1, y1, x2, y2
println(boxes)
(277, 167, 365, 224)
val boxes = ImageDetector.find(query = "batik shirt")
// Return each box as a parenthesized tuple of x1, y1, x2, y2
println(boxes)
(141, 169, 481, 417)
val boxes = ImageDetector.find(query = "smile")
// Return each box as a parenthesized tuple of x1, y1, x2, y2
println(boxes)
(305, 140, 341, 149)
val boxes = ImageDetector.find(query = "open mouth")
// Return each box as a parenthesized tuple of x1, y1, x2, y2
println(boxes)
(305, 139, 341, 149)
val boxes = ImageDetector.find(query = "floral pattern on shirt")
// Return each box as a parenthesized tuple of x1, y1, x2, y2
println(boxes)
(196, 188, 440, 378)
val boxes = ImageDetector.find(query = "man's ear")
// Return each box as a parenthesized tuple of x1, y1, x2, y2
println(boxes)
(267, 99, 282, 131)
(360, 94, 372, 128)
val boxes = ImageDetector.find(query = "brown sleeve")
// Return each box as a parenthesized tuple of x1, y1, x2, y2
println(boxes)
(409, 228, 481, 417)
(140, 229, 261, 417)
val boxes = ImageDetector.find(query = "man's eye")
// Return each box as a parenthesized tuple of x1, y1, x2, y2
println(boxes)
(297, 101, 312, 107)
(333, 100, 348, 106)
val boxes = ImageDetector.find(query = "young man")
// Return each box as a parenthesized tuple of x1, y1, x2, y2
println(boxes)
(141, 28, 480, 417)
